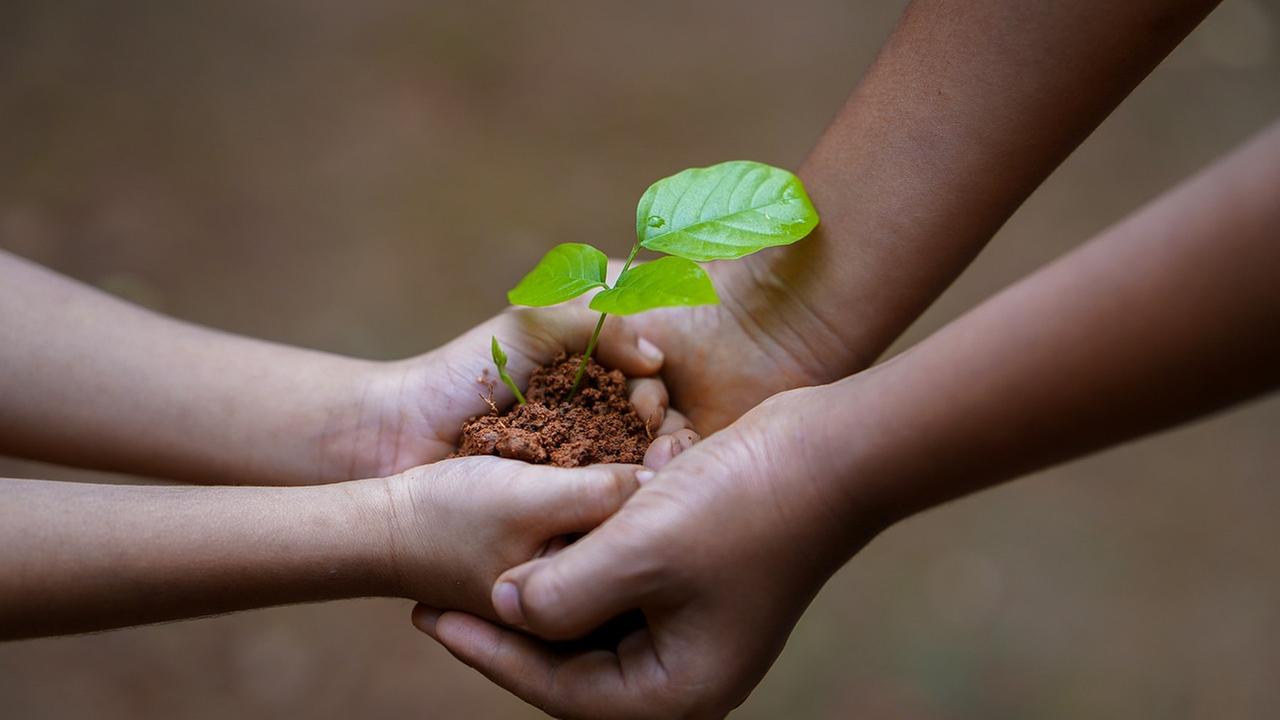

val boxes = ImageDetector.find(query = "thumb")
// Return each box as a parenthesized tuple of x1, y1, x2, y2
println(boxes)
(492, 520, 660, 641)
(521, 463, 641, 535)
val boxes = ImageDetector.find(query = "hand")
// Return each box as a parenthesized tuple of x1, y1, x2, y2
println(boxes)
(411, 385, 884, 719)
(605, 257, 852, 434)
(328, 304, 688, 480)
(376, 456, 645, 619)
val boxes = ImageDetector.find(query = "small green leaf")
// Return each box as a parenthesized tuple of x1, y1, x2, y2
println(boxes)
(508, 243, 609, 307)
(490, 336, 526, 405)
(589, 257, 718, 315)
(636, 160, 819, 262)
(491, 335, 508, 369)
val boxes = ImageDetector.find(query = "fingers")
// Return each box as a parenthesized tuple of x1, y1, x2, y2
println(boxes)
(628, 377, 669, 433)
(411, 603, 441, 637)
(536, 534, 572, 558)
(492, 520, 660, 641)
(656, 408, 693, 436)
(503, 306, 662, 379)
(520, 463, 642, 535)
(431, 610, 574, 711)
(423, 610, 642, 720)
(592, 317, 664, 378)
(643, 428, 699, 470)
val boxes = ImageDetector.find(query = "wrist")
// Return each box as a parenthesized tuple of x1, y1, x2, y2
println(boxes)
(306, 357, 415, 483)
(200, 343, 391, 486)
(310, 477, 405, 599)
(811, 364, 972, 539)
(714, 250, 866, 386)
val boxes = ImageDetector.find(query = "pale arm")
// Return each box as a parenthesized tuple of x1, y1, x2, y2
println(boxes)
(0, 250, 384, 485)
(0, 251, 669, 485)
(0, 458, 641, 640)
(0, 475, 393, 640)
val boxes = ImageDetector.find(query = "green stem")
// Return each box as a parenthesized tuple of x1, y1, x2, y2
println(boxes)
(502, 371, 527, 406)
(565, 243, 643, 402)
(566, 312, 607, 401)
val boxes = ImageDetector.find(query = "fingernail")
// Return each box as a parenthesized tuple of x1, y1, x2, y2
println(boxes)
(493, 582, 526, 626)
(411, 605, 441, 637)
(638, 337, 664, 365)
(636, 469, 655, 484)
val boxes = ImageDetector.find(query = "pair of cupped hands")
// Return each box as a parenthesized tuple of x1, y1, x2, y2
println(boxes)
(356, 261, 861, 720)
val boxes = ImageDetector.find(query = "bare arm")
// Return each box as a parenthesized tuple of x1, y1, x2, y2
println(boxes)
(0, 476, 392, 639)
(829, 117, 1280, 524)
(0, 251, 380, 484)
(0, 459, 640, 640)
(652, 0, 1222, 430)
(780, 0, 1224, 371)
(0, 251, 668, 485)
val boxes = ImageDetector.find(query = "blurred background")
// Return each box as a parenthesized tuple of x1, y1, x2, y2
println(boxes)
(1, 1, 1278, 717)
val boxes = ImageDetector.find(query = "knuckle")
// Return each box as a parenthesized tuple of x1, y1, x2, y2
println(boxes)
(522, 570, 572, 636)
(579, 468, 633, 522)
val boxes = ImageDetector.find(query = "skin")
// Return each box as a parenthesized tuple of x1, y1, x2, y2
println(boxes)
(0, 249, 681, 485)
(0, 0, 1230, 692)
(619, 0, 1221, 433)
(0, 246, 691, 638)
(0, 459, 643, 640)
(414, 117, 1280, 719)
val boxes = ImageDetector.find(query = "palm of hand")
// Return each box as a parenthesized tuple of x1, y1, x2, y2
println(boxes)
(349, 305, 670, 477)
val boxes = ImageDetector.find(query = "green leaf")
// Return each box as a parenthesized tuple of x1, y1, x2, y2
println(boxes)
(507, 243, 609, 307)
(589, 257, 718, 315)
(635, 160, 819, 262)
(490, 336, 526, 405)
(490, 335, 508, 369)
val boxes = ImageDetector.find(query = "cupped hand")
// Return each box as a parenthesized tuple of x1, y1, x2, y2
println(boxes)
(411, 384, 885, 719)
(605, 257, 850, 434)
(374, 457, 646, 620)
(331, 305, 691, 480)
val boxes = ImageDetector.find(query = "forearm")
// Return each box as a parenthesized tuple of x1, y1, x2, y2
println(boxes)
(0, 251, 387, 484)
(741, 0, 1219, 374)
(823, 121, 1280, 526)
(0, 475, 396, 639)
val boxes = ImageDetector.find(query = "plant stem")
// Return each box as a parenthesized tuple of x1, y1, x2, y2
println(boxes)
(565, 243, 642, 401)
(566, 312, 607, 401)
(504, 374, 527, 406)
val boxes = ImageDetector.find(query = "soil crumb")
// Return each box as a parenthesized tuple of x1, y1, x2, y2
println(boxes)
(454, 353, 649, 467)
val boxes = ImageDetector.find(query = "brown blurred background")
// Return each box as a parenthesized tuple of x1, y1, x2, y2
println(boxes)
(1, 1, 1278, 717)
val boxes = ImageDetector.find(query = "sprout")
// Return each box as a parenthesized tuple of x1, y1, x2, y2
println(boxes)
(502, 161, 820, 400)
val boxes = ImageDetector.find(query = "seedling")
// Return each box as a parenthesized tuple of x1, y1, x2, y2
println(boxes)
(503, 160, 820, 400)
(491, 335, 526, 405)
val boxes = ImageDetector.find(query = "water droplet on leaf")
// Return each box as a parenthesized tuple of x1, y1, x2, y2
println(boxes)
(646, 215, 666, 228)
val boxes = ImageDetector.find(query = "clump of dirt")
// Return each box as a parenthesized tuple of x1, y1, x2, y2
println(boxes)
(454, 353, 650, 467)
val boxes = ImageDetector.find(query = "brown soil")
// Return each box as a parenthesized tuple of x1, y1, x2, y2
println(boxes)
(454, 353, 650, 467)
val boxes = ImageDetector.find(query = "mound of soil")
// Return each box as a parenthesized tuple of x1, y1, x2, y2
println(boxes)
(454, 353, 649, 467)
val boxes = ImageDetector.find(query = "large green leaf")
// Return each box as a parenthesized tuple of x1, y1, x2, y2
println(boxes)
(507, 243, 609, 307)
(589, 257, 718, 315)
(635, 160, 819, 262)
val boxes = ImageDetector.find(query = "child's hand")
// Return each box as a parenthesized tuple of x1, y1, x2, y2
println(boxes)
(375, 456, 643, 618)
(328, 304, 690, 480)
